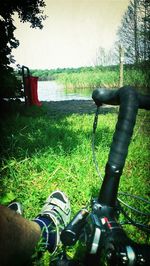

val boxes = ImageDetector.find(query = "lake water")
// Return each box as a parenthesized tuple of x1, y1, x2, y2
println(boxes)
(38, 81, 92, 101)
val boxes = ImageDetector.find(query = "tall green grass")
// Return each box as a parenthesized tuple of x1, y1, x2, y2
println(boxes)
(55, 68, 149, 93)
(0, 104, 149, 265)
(55, 70, 119, 89)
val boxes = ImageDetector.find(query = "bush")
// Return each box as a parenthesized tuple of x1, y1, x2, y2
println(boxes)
(0, 67, 23, 99)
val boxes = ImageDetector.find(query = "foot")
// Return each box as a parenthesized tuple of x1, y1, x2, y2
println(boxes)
(8, 202, 23, 215)
(38, 190, 71, 251)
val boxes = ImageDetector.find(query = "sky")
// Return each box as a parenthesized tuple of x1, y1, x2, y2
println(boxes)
(12, 0, 130, 70)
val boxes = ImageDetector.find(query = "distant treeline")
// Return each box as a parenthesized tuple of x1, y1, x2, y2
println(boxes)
(30, 66, 104, 80)
(31, 64, 150, 93)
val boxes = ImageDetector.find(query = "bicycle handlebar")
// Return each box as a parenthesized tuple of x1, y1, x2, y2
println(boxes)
(92, 86, 150, 171)
(92, 86, 150, 109)
(60, 87, 150, 265)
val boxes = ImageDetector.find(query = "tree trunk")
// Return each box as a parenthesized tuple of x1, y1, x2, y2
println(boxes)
(119, 45, 124, 87)
(134, 0, 139, 64)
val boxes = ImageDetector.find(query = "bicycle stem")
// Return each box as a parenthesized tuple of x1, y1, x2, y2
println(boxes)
(98, 163, 122, 207)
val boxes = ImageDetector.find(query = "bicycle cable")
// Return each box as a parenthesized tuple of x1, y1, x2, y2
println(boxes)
(92, 106, 150, 233)
(92, 106, 103, 181)
(119, 204, 150, 234)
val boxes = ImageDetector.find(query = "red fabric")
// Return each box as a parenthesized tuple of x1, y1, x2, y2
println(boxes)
(25, 76, 42, 106)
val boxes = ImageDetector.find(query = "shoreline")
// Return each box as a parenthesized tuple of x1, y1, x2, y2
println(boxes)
(42, 100, 118, 116)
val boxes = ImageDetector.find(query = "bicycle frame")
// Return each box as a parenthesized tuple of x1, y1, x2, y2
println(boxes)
(55, 86, 150, 266)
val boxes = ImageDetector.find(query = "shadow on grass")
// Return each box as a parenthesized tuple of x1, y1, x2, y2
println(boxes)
(0, 100, 117, 161)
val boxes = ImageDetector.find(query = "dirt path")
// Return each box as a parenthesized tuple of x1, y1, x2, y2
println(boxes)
(43, 100, 117, 116)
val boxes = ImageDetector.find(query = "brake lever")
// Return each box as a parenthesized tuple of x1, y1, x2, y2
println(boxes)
(61, 209, 89, 246)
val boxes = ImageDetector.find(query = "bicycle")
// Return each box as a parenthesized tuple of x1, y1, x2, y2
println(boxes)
(54, 86, 150, 266)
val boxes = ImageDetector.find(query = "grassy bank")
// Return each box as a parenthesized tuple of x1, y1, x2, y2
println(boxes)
(0, 104, 149, 265)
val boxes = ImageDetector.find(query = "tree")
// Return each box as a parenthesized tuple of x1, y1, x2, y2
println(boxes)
(117, 0, 150, 64)
(139, 0, 150, 61)
(117, 0, 140, 64)
(0, 0, 46, 98)
(94, 46, 118, 66)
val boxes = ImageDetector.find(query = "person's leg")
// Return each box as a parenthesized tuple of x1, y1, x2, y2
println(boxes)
(0, 191, 71, 266)
(0, 205, 41, 266)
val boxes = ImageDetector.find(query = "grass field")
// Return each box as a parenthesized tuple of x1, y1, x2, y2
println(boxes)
(0, 103, 149, 265)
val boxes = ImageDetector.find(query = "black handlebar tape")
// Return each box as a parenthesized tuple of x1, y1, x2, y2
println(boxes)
(92, 86, 139, 170)
(92, 87, 150, 109)
(138, 94, 150, 110)
(92, 88, 119, 106)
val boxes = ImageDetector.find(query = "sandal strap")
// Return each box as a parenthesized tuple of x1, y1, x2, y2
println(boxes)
(39, 192, 71, 227)
(35, 190, 71, 253)
(40, 206, 69, 227)
(45, 197, 70, 215)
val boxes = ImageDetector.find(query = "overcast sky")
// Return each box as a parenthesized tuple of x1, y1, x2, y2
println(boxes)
(12, 0, 130, 69)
